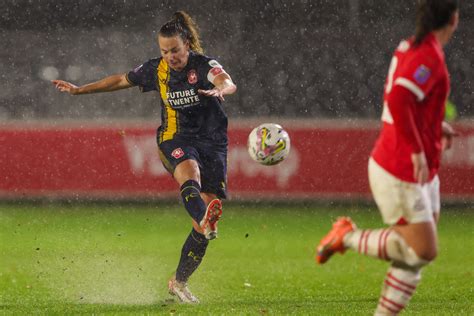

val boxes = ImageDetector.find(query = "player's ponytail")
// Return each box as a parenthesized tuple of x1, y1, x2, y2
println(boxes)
(174, 11, 204, 54)
(159, 11, 204, 54)
(414, 0, 459, 46)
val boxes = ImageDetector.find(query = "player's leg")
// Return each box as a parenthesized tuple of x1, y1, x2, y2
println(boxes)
(388, 175, 439, 262)
(317, 159, 435, 266)
(356, 158, 437, 263)
(370, 225, 433, 315)
(158, 142, 209, 303)
(316, 219, 432, 267)
(321, 222, 430, 315)
(158, 141, 208, 224)
(198, 142, 227, 240)
(174, 159, 223, 238)
(174, 159, 207, 223)
(336, 221, 435, 265)
(172, 192, 221, 290)
(323, 223, 430, 314)
(373, 175, 441, 315)
(168, 160, 210, 303)
(316, 161, 436, 266)
(316, 159, 439, 314)
(374, 263, 422, 315)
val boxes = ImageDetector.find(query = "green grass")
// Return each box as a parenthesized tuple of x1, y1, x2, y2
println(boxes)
(0, 202, 473, 315)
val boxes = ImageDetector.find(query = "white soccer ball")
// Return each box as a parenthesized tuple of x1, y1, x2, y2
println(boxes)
(247, 123, 291, 166)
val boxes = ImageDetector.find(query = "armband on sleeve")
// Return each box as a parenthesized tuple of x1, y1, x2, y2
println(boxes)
(206, 59, 227, 84)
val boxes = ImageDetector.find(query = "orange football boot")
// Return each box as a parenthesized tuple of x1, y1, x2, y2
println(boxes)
(316, 217, 356, 264)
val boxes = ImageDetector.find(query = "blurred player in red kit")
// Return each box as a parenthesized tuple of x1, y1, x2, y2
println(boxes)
(316, 0, 459, 314)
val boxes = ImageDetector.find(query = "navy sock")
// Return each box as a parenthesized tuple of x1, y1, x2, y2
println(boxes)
(180, 180, 206, 223)
(176, 229, 209, 283)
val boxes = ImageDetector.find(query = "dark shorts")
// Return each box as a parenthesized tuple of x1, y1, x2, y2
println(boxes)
(158, 137, 228, 199)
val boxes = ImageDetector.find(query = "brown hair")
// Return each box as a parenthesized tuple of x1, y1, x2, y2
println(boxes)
(414, 0, 459, 45)
(159, 11, 204, 54)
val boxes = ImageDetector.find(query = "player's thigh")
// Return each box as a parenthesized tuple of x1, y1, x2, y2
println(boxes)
(368, 158, 434, 225)
(174, 160, 201, 185)
(158, 139, 202, 184)
(198, 144, 227, 199)
(368, 158, 403, 224)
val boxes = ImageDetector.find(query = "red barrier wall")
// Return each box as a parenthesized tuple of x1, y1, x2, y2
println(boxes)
(1, 120, 473, 201)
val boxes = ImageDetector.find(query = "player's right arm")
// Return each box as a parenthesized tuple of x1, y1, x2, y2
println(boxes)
(52, 74, 132, 95)
(387, 84, 429, 184)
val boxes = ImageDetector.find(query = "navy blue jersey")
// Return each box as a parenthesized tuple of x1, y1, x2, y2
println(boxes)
(126, 51, 228, 145)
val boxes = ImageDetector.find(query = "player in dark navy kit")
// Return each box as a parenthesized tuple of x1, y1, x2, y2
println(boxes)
(52, 11, 237, 304)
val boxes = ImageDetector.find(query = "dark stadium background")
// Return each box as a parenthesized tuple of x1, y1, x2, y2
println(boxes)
(1, 0, 472, 121)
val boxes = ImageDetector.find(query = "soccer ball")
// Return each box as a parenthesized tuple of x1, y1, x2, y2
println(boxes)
(247, 123, 291, 166)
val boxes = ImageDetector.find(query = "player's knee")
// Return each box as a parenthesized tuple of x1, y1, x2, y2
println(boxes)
(416, 246, 438, 262)
(405, 246, 435, 268)
(413, 238, 438, 262)
(394, 221, 438, 266)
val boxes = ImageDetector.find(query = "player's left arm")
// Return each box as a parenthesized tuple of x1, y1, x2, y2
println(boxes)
(198, 70, 237, 101)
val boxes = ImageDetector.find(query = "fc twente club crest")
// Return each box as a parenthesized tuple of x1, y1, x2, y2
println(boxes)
(187, 69, 198, 84)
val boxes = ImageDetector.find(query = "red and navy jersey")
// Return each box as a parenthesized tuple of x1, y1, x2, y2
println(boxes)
(372, 33, 450, 182)
(126, 51, 228, 145)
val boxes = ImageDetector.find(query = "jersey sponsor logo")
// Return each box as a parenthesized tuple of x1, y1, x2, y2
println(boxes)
(171, 147, 184, 159)
(187, 69, 198, 84)
(208, 60, 222, 68)
(166, 89, 200, 109)
(413, 65, 431, 85)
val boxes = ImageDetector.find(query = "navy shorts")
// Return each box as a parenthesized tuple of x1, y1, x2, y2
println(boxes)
(158, 137, 228, 199)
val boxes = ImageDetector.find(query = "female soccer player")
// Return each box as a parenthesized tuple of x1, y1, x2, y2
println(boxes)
(316, 1, 459, 314)
(52, 11, 237, 304)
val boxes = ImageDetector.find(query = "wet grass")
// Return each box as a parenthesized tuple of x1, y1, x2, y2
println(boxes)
(0, 202, 473, 315)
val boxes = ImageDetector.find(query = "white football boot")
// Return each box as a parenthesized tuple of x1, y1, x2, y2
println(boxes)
(168, 276, 200, 304)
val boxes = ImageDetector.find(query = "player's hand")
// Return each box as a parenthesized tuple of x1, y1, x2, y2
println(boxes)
(411, 152, 429, 184)
(441, 121, 459, 151)
(51, 80, 80, 95)
(198, 88, 225, 101)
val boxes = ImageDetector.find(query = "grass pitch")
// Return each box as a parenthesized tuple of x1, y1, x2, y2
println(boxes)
(0, 202, 473, 315)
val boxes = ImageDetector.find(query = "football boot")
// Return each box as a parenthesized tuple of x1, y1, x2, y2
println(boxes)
(316, 217, 356, 264)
